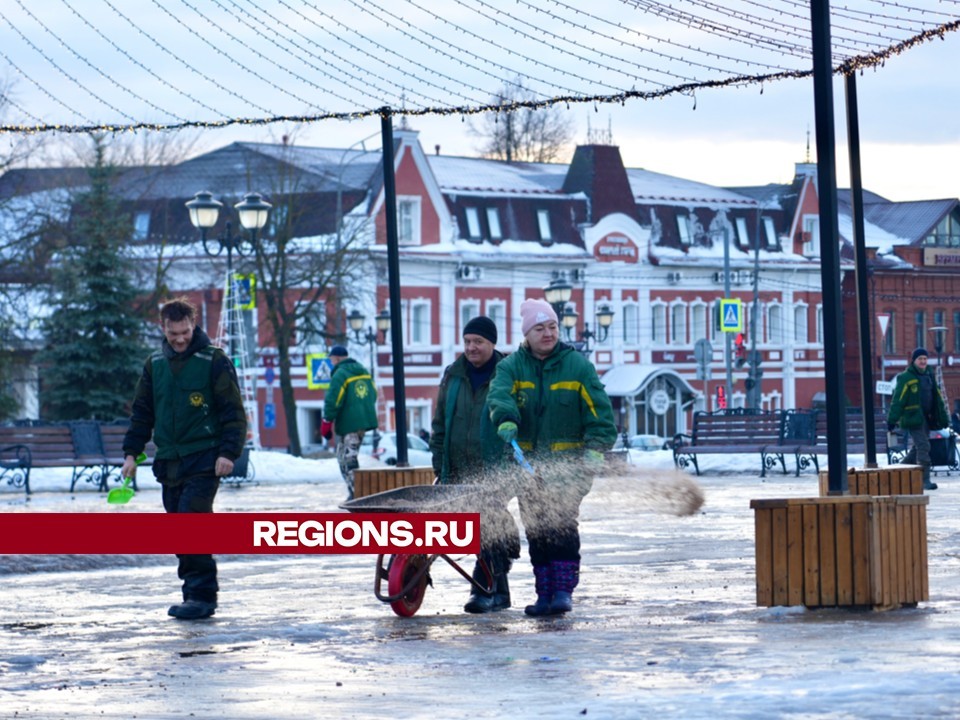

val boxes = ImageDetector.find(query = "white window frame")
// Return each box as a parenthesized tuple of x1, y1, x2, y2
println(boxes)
(486, 208, 502, 240)
(794, 303, 809, 344)
(295, 301, 327, 350)
(652, 303, 667, 343)
(690, 302, 708, 342)
(767, 303, 783, 344)
(670, 303, 687, 345)
(410, 300, 431, 346)
(622, 303, 639, 345)
(465, 207, 481, 239)
(459, 300, 481, 338)
(486, 300, 506, 346)
(398, 196, 422, 246)
(816, 304, 824, 345)
(802, 214, 819, 256)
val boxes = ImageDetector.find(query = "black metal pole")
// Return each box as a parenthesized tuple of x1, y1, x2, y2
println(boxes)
(844, 71, 878, 467)
(380, 109, 410, 466)
(810, 0, 849, 494)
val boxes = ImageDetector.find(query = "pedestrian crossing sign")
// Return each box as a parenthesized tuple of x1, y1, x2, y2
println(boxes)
(306, 353, 332, 390)
(720, 298, 743, 332)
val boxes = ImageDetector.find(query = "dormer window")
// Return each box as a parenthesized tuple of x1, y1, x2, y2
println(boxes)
(134, 211, 151, 241)
(465, 207, 481, 239)
(486, 208, 502, 240)
(676, 214, 692, 245)
(398, 197, 421, 245)
(735, 217, 750, 248)
(763, 216, 778, 249)
(537, 209, 552, 243)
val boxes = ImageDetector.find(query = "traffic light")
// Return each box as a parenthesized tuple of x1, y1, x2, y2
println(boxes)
(734, 332, 746, 369)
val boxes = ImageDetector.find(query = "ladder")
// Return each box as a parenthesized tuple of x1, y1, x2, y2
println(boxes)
(216, 271, 261, 450)
(935, 358, 949, 410)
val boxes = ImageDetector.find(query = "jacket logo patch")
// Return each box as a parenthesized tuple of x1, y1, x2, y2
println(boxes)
(516, 390, 528, 409)
(355, 383, 369, 399)
(189, 392, 205, 407)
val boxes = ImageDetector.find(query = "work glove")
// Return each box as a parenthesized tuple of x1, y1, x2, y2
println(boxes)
(584, 449, 605, 470)
(497, 421, 518, 443)
(320, 419, 333, 440)
(887, 421, 896, 433)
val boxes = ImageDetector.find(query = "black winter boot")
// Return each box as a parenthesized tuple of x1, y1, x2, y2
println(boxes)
(465, 557, 512, 613)
(923, 466, 938, 491)
(524, 564, 553, 617)
(464, 561, 495, 613)
(548, 560, 580, 615)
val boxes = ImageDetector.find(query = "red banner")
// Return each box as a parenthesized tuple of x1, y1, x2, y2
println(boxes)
(0, 513, 480, 555)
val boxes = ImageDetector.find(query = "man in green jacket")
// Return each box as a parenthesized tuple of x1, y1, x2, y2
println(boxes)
(430, 316, 519, 613)
(488, 298, 617, 617)
(122, 297, 247, 620)
(320, 345, 378, 501)
(888, 347, 949, 491)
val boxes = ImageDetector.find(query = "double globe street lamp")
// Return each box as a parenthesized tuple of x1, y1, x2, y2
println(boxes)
(542, 276, 614, 355)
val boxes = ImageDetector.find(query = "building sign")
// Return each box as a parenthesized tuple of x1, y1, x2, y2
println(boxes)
(652, 351, 696, 363)
(594, 234, 639, 263)
(378, 351, 442, 367)
(648, 389, 670, 416)
(923, 247, 960, 266)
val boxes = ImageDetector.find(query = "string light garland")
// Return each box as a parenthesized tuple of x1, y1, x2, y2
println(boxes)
(0, 2, 956, 136)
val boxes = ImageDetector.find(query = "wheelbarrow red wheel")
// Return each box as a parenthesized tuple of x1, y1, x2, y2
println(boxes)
(387, 554, 429, 617)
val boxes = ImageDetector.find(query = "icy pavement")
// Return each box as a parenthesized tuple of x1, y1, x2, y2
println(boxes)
(3, 460, 960, 719)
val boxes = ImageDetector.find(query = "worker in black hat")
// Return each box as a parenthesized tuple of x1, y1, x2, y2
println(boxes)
(888, 347, 949, 490)
(320, 345, 378, 500)
(430, 316, 520, 613)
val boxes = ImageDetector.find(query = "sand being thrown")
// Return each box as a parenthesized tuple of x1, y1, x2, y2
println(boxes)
(429, 458, 706, 548)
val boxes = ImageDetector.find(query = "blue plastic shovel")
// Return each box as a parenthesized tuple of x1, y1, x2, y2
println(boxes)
(510, 440, 536, 476)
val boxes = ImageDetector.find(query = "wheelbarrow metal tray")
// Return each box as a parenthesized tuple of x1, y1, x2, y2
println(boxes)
(339, 484, 489, 513)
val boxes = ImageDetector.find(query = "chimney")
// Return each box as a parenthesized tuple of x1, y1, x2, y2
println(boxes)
(435, 144, 440, 156)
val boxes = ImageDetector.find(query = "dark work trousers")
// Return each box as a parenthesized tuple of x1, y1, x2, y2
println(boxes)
(517, 478, 592, 566)
(162, 474, 220, 604)
(909, 422, 932, 468)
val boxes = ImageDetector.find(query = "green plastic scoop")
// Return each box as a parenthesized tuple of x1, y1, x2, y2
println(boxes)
(107, 452, 148, 505)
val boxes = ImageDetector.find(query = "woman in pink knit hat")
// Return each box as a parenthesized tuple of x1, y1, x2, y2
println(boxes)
(487, 297, 617, 616)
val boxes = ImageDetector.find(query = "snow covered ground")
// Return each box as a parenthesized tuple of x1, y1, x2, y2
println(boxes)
(2, 450, 960, 719)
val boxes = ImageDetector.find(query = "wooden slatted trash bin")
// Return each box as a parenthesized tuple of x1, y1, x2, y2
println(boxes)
(817, 465, 923, 497)
(751, 495, 929, 610)
(353, 466, 434, 500)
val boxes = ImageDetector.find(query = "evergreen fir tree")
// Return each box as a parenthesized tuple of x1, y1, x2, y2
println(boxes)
(39, 138, 148, 421)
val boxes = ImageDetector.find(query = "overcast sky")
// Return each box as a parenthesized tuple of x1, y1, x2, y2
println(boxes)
(1, 1, 957, 202)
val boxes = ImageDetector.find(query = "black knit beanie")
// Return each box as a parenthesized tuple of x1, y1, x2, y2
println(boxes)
(463, 316, 498, 344)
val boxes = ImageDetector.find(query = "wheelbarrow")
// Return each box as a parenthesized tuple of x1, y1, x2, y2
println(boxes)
(340, 484, 501, 617)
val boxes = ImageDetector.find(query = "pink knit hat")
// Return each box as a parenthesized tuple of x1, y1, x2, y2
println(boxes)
(520, 298, 559, 336)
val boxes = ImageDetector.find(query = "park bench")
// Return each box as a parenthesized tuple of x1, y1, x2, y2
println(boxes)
(0, 423, 107, 495)
(672, 409, 788, 478)
(787, 408, 900, 476)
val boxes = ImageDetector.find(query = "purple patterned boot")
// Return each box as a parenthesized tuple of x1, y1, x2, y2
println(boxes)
(524, 564, 553, 617)
(548, 560, 580, 614)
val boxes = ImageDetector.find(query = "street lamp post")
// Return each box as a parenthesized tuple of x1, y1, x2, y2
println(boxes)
(348, 308, 391, 451)
(186, 191, 271, 360)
